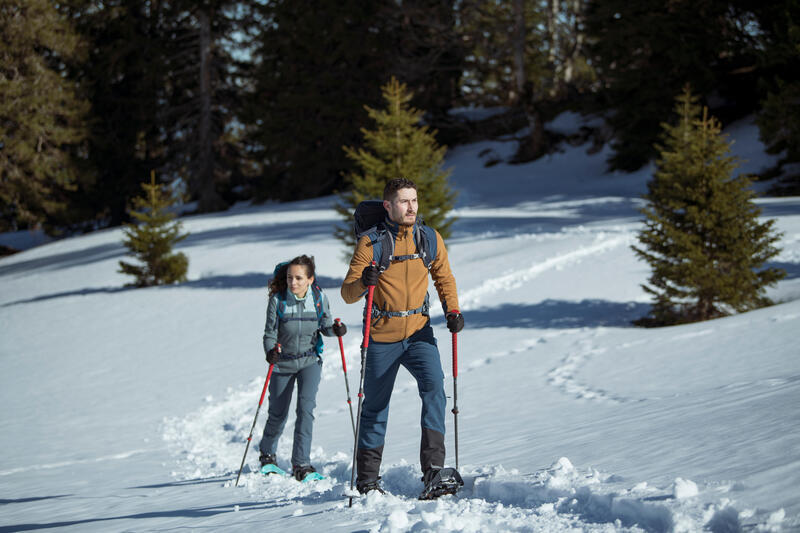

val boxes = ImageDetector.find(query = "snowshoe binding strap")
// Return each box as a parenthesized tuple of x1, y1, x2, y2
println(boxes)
(418, 467, 464, 500)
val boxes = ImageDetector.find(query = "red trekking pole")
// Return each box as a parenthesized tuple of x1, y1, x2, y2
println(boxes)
(451, 331, 460, 471)
(349, 269, 376, 507)
(335, 318, 356, 437)
(235, 344, 279, 487)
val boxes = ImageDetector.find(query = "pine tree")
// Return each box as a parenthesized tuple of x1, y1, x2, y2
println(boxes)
(584, 0, 762, 172)
(161, 0, 253, 213)
(632, 86, 785, 326)
(335, 77, 457, 249)
(66, 0, 171, 229)
(0, 0, 89, 233)
(119, 171, 189, 287)
(247, 0, 394, 202)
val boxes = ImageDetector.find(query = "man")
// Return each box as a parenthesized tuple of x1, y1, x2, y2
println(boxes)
(341, 177, 465, 496)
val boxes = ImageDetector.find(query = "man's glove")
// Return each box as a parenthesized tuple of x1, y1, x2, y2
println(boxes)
(333, 320, 347, 337)
(361, 264, 379, 286)
(446, 310, 464, 333)
(266, 345, 281, 365)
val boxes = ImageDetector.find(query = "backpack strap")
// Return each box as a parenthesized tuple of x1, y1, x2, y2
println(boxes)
(310, 284, 325, 355)
(310, 283, 324, 322)
(275, 285, 327, 356)
(413, 222, 437, 270)
(275, 292, 287, 319)
(361, 225, 395, 274)
(362, 220, 438, 274)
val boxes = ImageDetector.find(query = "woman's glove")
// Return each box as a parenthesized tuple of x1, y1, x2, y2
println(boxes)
(333, 320, 347, 337)
(446, 310, 464, 333)
(266, 344, 281, 365)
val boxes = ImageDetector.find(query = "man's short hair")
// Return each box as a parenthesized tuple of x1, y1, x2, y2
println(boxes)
(383, 178, 417, 200)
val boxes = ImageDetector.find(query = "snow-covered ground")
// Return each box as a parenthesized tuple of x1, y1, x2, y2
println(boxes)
(1, 115, 798, 532)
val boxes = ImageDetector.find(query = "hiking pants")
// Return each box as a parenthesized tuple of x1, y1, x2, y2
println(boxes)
(259, 358, 322, 467)
(357, 324, 446, 480)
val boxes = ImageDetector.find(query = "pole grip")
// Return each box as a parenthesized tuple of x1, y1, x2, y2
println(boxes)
(363, 286, 375, 349)
(363, 262, 376, 349)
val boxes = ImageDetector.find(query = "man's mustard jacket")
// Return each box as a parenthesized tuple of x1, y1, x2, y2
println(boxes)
(341, 219, 459, 343)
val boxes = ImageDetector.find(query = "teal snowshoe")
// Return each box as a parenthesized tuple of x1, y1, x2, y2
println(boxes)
(260, 463, 288, 476)
(293, 465, 324, 483)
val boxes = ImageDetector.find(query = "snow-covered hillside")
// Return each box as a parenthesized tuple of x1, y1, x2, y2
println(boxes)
(1, 115, 798, 532)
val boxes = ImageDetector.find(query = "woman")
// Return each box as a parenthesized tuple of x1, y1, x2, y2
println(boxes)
(259, 255, 347, 481)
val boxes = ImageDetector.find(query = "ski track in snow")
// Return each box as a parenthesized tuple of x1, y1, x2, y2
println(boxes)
(0, 449, 149, 476)
(457, 232, 633, 312)
(161, 379, 776, 533)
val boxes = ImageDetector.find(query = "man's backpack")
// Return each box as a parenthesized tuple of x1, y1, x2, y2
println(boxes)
(272, 261, 325, 355)
(352, 200, 438, 274)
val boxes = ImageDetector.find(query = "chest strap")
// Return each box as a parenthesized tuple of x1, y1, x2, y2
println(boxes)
(369, 293, 430, 321)
(390, 253, 420, 262)
(278, 346, 319, 360)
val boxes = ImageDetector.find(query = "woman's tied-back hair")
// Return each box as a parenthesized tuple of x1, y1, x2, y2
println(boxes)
(383, 177, 417, 200)
(268, 255, 316, 297)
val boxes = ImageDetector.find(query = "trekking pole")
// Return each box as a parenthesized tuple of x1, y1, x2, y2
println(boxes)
(235, 344, 279, 487)
(349, 271, 376, 507)
(451, 331, 460, 471)
(335, 318, 356, 437)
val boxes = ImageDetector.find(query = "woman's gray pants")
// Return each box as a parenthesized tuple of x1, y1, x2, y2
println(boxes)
(258, 358, 322, 467)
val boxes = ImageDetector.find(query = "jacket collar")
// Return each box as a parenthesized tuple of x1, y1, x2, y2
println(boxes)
(383, 216, 416, 238)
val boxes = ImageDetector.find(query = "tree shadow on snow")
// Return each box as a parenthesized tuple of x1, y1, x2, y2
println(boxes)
(1, 285, 133, 307)
(179, 218, 338, 249)
(0, 495, 71, 505)
(0, 242, 125, 277)
(180, 273, 343, 290)
(1, 273, 344, 307)
(129, 474, 233, 490)
(430, 299, 651, 329)
(0, 501, 275, 532)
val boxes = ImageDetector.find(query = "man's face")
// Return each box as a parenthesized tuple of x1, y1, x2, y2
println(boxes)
(384, 187, 418, 226)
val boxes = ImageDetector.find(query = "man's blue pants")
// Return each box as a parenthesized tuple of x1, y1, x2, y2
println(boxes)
(358, 324, 446, 457)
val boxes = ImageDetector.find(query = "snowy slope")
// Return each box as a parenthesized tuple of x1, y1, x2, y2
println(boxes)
(1, 115, 799, 532)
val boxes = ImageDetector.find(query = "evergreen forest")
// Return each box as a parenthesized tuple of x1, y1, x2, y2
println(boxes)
(2, 0, 799, 238)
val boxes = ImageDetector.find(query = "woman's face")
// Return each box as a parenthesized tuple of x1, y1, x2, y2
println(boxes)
(287, 264, 314, 297)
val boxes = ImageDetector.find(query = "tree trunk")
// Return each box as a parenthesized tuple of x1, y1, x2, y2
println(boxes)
(512, 0, 526, 104)
(196, 9, 224, 212)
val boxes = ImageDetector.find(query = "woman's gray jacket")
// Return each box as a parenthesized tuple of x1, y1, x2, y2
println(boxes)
(263, 289, 335, 373)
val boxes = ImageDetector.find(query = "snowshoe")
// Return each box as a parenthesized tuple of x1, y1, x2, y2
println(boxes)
(259, 453, 287, 476)
(292, 465, 323, 483)
(300, 471, 325, 483)
(418, 467, 463, 500)
(260, 463, 288, 476)
(357, 477, 385, 495)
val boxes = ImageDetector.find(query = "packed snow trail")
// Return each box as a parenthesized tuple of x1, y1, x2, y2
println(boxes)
(163, 341, 796, 533)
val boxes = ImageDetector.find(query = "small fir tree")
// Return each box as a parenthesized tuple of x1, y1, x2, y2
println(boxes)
(119, 171, 189, 287)
(632, 86, 785, 326)
(335, 77, 457, 249)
